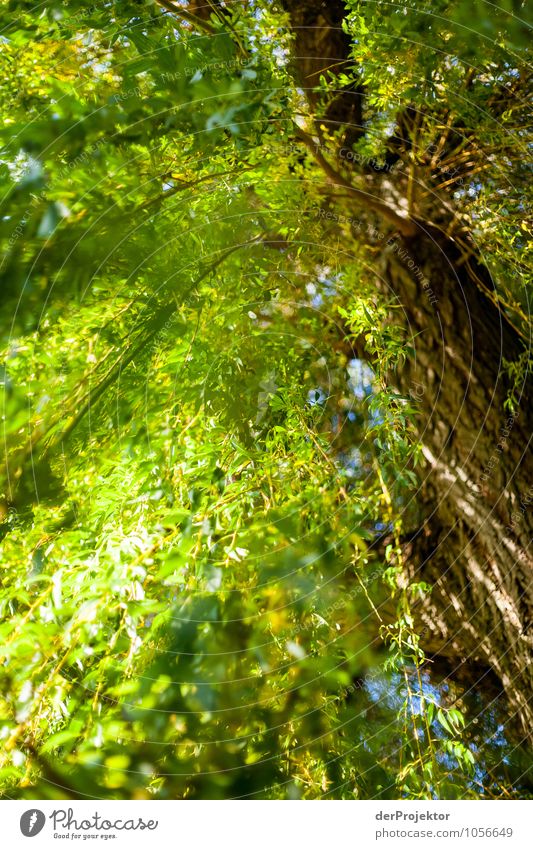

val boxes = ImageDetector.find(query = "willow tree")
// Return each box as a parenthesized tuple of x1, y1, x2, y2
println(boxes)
(0, 0, 531, 800)
(273, 0, 533, 732)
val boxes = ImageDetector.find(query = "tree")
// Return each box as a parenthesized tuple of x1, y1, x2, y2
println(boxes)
(276, 0, 533, 739)
(0, 0, 530, 799)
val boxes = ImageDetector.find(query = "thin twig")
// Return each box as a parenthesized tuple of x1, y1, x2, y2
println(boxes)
(294, 125, 418, 237)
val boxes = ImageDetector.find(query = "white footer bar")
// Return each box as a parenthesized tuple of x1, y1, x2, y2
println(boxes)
(2, 799, 531, 849)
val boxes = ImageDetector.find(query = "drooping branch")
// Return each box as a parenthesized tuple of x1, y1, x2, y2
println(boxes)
(2, 236, 268, 507)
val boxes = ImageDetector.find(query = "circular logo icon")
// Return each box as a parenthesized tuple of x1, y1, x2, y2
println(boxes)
(20, 810, 46, 837)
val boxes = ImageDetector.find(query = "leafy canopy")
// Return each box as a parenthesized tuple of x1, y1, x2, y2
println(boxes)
(0, 0, 531, 799)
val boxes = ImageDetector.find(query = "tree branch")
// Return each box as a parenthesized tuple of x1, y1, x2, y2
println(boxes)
(155, 0, 218, 34)
(294, 125, 417, 237)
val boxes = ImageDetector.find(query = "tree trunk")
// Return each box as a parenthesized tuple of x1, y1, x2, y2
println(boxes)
(280, 0, 533, 739)
(383, 228, 533, 739)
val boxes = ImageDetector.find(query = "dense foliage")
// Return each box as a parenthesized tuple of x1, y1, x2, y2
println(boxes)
(0, 0, 531, 799)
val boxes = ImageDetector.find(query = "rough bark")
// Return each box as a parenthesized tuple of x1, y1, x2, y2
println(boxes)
(279, 0, 533, 739)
